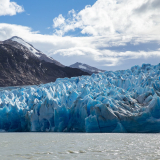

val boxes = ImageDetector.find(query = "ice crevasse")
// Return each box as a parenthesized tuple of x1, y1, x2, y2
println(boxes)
(1, 63, 160, 132)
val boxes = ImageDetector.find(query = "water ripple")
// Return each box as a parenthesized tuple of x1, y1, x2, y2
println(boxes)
(0, 133, 160, 159)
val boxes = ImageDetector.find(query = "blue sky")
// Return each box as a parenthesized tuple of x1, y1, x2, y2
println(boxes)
(0, 0, 160, 70)
(0, 0, 96, 34)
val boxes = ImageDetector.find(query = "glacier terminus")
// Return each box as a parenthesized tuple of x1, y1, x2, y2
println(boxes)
(1, 63, 160, 133)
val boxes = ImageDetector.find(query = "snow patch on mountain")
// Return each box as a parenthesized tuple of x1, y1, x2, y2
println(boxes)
(79, 65, 87, 69)
(70, 62, 105, 74)
(3, 36, 64, 67)
(11, 37, 41, 58)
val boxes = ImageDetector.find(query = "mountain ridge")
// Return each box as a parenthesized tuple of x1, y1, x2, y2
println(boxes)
(0, 37, 89, 87)
(3, 36, 64, 67)
(70, 62, 105, 74)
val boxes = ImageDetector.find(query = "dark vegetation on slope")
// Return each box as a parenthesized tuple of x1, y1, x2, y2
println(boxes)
(0, 44, 89, 87)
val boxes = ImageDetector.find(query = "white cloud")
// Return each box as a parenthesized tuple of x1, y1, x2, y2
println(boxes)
(53, 14, 65, 28)
(53, 0, 160, 40)
(53, 14, 66, 35)
(0, 0, 24, 16)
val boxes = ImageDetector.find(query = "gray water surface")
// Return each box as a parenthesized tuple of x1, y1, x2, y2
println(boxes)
(0, 133, 160, 160)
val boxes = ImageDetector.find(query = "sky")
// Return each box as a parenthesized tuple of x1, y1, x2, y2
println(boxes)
(0, 0, 160, 71)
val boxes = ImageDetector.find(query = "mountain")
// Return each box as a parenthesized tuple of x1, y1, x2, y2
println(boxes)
(69, 62, 105, 74)
(3, 36, 64, 67)
(0, 37, 89, 87)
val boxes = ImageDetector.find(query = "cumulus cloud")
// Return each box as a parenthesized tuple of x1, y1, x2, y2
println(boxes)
(53, 14, 66, 36)
(53, 0, 160, 39)
(0, 0, 24, 16)
(135, 0, 160, 13)
(53, 14, 65, 28)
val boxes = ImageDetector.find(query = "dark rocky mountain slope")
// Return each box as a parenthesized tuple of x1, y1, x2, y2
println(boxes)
(0, 41, 89, 87)
(3, 36, 64, 67)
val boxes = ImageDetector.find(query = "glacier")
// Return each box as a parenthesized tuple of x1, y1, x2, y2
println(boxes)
(1, 63, 160, 132)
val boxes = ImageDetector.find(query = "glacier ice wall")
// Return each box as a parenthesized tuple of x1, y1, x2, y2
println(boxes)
(1, 63, 160, 132)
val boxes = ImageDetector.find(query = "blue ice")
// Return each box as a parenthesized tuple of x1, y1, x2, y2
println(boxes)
(1, 63, 160, 132)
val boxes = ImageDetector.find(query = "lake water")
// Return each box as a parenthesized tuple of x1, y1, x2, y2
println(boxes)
(0, 133, 160, 160)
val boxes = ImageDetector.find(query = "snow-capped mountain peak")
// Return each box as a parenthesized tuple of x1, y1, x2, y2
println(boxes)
(70, 62, 105, 74)
(10, 36, 41, 58)
(3, 36, 64, 67)
(79, 64, 87, 70)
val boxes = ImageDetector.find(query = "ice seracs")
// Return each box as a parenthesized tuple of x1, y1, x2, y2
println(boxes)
(1, 63, 160, 132)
